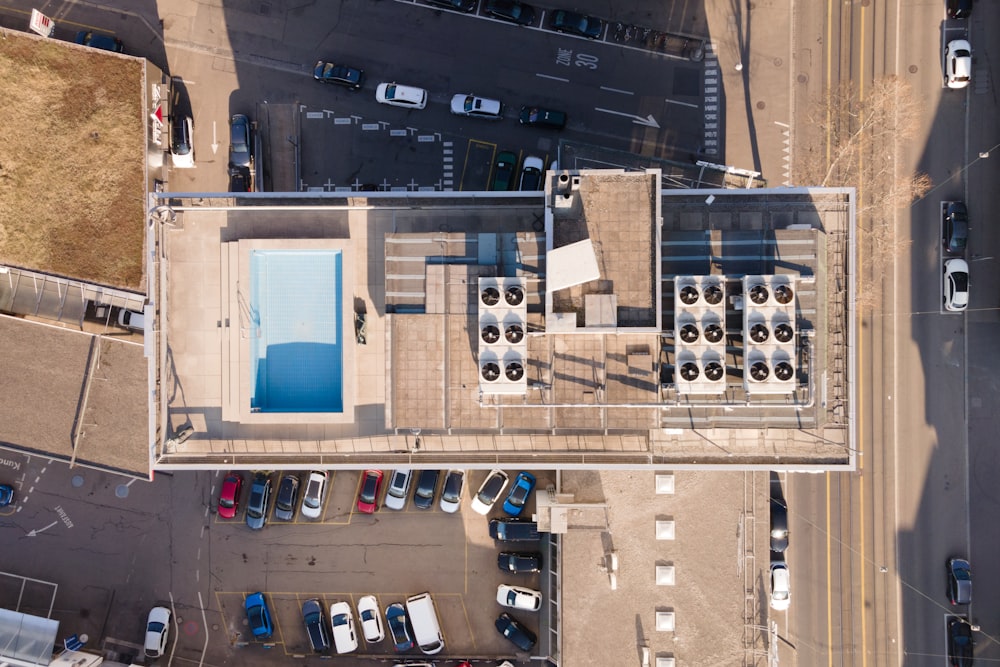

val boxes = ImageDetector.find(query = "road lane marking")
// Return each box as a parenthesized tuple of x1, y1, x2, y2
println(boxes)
(600, 86, 634, 95)
(536, 73, 569, 82)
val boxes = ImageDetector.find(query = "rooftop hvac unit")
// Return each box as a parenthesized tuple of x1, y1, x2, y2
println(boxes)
(773, 282, 794, 304)
(504, 284, 524, 306)
(505, 360, 525, 381)
(775, 361, 794, 381)
(679, 361, 700, 381)
(748, 283, 769, 305)
(504, 321, 524, 344)
(703, 322, 724, 343)
(704, 360, 725, 381)
(749, 322, 769, 343)
(703, 281, 724, 305)
(749, 360, 770, 382)
(482, 361, 501, 382)
(679, 284, 700, 305)
(679, 323, 700, 343)
(773, 321, 794, 343)
(481, 284, 501, 307)
(481, 323, 501, 344)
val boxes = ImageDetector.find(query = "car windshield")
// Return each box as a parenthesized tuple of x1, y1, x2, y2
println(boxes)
(248, 605, 265, 625)
(952, 272, 969, 291)
(385, 84, 398, 99)
(332, 614, 348, 627)
(361, 475, 378, 502)
(479, 475, 504, 501)
(304, 482, 321, 507)
(509, 485, 529, 506)
(443, 474, 462, 500)
(389, 472, 408, 494)
(220, 494, 235, 508)
(148, 621, 164, 632)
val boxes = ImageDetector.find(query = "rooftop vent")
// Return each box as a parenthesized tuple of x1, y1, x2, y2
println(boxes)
(774, 322, 794, 343)
(679, 285, 700, 305)
(703, 283, 724, 305)
(679, 323, 700, 343)
(774, 284, 794, 304)
(504, 285, 524, 306)
(481, 325, 501, 344)
(482, 362, 501, 382)
(680, 362, 700, 381)
(504, 323, 524, 344)
(775, 361, 794, 381)
(704, 323, 724, 343)
(505, 361, 524, 381)
(481, 286, 500, 307)
(749, 284, 769, 305)
(749, 323, 769, 343)
(704, 361, 724, 381)
(749, 361, 770, 382)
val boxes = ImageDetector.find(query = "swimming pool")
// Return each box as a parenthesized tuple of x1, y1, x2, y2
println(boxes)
(249, 249, 343, 413)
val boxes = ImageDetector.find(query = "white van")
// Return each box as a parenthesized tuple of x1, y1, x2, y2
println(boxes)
(405, 592, 444, 655)
(118, 308, 146, 331)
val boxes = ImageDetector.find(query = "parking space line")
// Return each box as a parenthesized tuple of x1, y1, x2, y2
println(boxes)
(600, 86, 635, 95)
(536, 73, 569, 83)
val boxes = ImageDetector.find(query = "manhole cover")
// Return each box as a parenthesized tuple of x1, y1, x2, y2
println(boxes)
(757, 101, 766, 110)
(71, 475, 84, 488)
(797, 74, 809, 83)
(115, 484, 129, 498)
(909, 65, 918, 73)
(773, 58, 783, 67)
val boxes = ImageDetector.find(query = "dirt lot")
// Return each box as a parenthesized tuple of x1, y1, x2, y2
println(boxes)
(0, 30, 145, 288)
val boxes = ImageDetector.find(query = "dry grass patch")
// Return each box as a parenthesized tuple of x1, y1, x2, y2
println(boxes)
(0, 31, 145, 289)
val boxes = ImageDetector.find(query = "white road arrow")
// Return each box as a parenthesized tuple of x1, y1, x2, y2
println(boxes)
(211, 121, 219, 154)
(594, 108, 661, 128)
(27, 521, 58, 537)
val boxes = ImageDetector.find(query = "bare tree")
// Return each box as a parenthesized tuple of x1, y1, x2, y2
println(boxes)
(797, 76, 931, 311)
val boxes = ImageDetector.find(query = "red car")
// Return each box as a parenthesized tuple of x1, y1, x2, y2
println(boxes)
(356, 470, 384, 514)
(218, 473, 243, 519)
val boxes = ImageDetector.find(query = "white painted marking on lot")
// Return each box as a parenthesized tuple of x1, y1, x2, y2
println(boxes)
(595, 107, 660, 128)
(203, 505, 209, 518)
(198, 591, 209, 667)
(361, 123, 380, 131)
(390, 129, 408, 136)
(26, 520, 57, 537)
(537, 73, 570, 83)
(418, 186, 436, 191)
(418, 135, 436, 143)
(705, 87, 718, 94)
(334, 117, 352, 125)
(665, 98, 699, 109)
(600, 86, 635, 95)
(443, 156, 453, 163)
(305, 111, 325, 119)
(391, 186, 409, 192)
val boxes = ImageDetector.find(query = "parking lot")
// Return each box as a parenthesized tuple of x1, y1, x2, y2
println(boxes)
(210, 468, 549, 661)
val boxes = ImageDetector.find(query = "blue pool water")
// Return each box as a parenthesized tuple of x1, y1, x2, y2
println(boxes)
(249, 249, 343, 413)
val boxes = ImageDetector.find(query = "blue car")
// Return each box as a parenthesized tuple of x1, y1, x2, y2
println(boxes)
(245, 592, 273, 639)
(74, 30, 124, 53)
(385, 602, 414, 652)
(0, 484, 13, 507)
(502, 472, 536, 516)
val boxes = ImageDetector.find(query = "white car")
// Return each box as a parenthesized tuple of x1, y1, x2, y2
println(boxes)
(519, 156, 544, 191)
(384, 469, 413, 510)
(169, 115, 195, 168)
(496, 584, 542, 611)
(450, 94, 503, 119)
(144, 606, 172, 658)
(300, 470, 328, 519)
(770, 562, 790, 611)
(375, 83, 428, 109)
(356, 595, 385, 643)
(943, 258, 970, 312)
(470, 468, 509, 515)
(944, 39, 972, 89)
(439, 469, 466, 513)
(329, 601, 359, 654)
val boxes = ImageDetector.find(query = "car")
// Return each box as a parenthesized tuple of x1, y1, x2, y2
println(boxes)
(450, 94, 503, 120)
(485, 0, 536, 25)
(489, 517, 540, 542)
(770, 498, 788, 552)
(217, 473, 243, 518)
(519, 156, 544, 192)
(549, 9, 604, 39)
(357, 469, 384, 514)
(329, 601, 359, 654)
(302, 598, 330, 652)
(385, 602, 415, 652)
(228, 165, 251, 192)
(313, 61, 365, 90)
(498, 551, 543, 573)
(496, 584, 542, 611)
(245, 472, 271, 530)
(502, 471, 536, 516)
(495, 612, 537, 651)
(74, 30, 124, 52)
(945, 39, 972, 89)
(228, 114, 252, 168)
(947, 0, 973, 19)
(413, 469, 440, 509)
(385, 469, 413, 510)
(944, 202, 969, 254)
(492, 151, 518, 191)
(425, 0, 478, 11)
(357, 595, 385, 643)
(144, 606, 171, 658)
(948, 557, 972, 605)
(118, 308, 145, 331)
(0, 484, 13, 507)
(471, 468, 510, 514)
(300, 470, 328, 519)
(439, 469, 466, 513)
(170, 115, 195, 168)
(519, 105, 567, 129)
(376, 83, 428, 110)
(274, 473, 300, 521)
(770, 562, 790, 611)
(947, 615, 974, 667)
(943, 258, 970, 312)
(245, 592, 273, 639)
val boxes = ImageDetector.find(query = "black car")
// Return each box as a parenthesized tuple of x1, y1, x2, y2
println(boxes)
(75, 30, 125, 52)
(228, 165, 251, 192)
(302, 598, 330, 652)
(489, 517, 540, 542)
(495, 612, 537, 651)
(246, 473, 272, 530)
(485, 0, 536, 25)
(947, 615, 974, 667)
(492, 151, 518, 191)
(947, 0, 973, 18)
(229, 114, 252, 168)
(770, 498, 788, 552)
(413, 469, 440, 509)
(313, 61, 365, 90)
(549, 10, 604, 39)
(425, 0, 478, 12)
(944, 202, 969, 254)
(498, 551, 543, 573)
(948, 558, 972, 605)
(274, 473, 300, 521)
(385, 602, 414, 652)
(519, 106, 567, 129)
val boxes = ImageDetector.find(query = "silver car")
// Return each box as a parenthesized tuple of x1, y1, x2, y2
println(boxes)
(384, 469, 412, 511)
(300, 470, 328, 519)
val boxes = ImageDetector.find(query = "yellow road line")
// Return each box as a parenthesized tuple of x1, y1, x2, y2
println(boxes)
(857, 3, 868, 665)
(824, 0, 835, 663)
